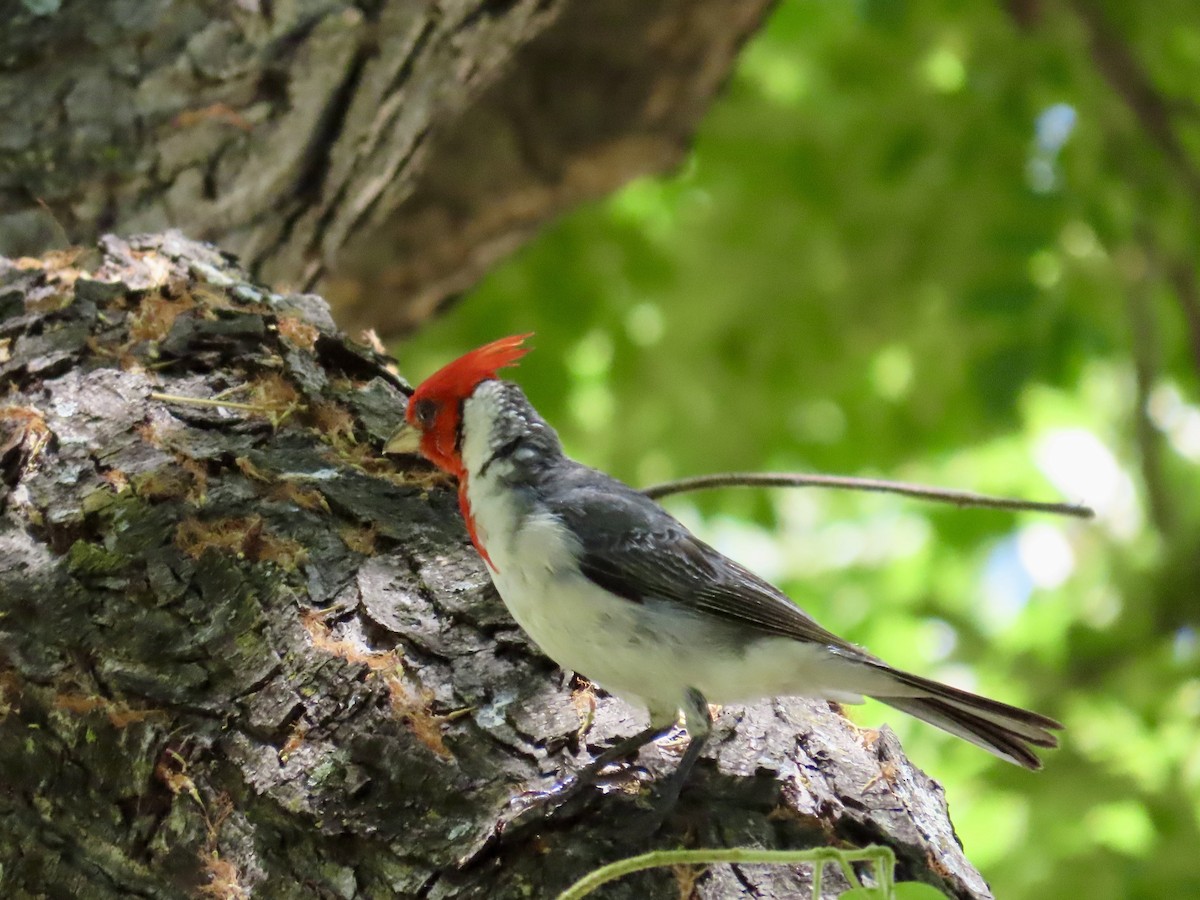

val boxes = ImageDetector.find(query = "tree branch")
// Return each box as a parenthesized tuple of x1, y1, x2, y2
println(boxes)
(0, 234, 996, 899)
(1055, 0, 1200, 376)
(643, 472, 1095, 519)
(1065, 0, 1200, 204)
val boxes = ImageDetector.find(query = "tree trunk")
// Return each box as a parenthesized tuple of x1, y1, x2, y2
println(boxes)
(0, 234, 993, 898)
(1, 0, 770, 338)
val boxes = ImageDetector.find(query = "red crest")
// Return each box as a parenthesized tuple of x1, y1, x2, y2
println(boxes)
(411, 333, 533, 404)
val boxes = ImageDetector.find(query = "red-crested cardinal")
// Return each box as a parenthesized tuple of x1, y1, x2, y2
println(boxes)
(387, 334, 1060, 805)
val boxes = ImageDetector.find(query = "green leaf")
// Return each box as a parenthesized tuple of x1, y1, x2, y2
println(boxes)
(839, 889, 887, 900)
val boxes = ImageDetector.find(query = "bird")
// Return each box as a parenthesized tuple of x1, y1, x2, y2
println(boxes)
(386, 333, 1061, 811)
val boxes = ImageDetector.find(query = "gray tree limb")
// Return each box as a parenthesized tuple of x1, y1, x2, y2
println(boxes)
(1, 0, 770, 338)
(0, 234, 991, 898)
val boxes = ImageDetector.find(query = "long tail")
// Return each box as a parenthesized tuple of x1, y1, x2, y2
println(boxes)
(867, 665, 1062, 770)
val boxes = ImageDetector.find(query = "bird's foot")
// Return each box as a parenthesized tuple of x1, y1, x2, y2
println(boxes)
(497, 721, 678, 835)
(498, 752, 657, 834)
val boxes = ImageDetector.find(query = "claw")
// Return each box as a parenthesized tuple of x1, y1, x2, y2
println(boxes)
(499, 718, 689, 832)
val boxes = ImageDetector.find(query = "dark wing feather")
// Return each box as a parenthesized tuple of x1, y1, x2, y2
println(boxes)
(546, 465, 868, 658)
(542, 465, 1063, 770)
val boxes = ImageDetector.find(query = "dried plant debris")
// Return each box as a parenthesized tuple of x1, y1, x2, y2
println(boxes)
(175, 514, 309, 571)
(300, 609, 453, 759)
(276, 315, 320, 351)
(0, 405, 52, 487)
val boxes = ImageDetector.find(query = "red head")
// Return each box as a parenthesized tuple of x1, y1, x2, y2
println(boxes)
(397, 333, 533, 477)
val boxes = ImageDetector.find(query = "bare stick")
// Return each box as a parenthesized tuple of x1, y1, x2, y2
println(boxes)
(557, 846, 894, 900)
(150, 392, 272, 413)
(642, 472, 1095, 519)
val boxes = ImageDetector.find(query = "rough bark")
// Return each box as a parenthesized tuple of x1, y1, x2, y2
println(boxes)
(0, 234, 992, 899)
(1, 0, 771, 338)
(324, 0, 773, 336)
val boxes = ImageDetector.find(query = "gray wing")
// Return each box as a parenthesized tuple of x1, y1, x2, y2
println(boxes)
(542, 465, 1064, 771)
(545, 465, 870, 659)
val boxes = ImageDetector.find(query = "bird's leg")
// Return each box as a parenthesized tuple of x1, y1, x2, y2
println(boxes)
(504, 693, 711, 835)
(547, 718, 676, 801)
(505, 716, 676, 823)
(650, 687, 711, 818)
(580, 722, 674, 780)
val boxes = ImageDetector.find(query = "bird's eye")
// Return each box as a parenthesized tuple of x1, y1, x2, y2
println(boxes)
(411, 397, 438, 428)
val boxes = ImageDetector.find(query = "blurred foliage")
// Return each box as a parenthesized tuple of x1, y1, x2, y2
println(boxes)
(398, 0, 1200, 896)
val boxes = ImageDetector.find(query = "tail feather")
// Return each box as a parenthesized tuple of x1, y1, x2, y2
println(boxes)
(881, 696, 1048, 769)
(866, 665, 1062, 770)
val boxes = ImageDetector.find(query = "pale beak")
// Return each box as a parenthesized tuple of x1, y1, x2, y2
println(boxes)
(384, 421, 423, 455)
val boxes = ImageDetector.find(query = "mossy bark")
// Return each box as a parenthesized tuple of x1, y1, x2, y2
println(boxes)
(0, 234, 992, 898)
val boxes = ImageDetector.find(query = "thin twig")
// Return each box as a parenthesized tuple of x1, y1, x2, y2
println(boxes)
(642, 472, 1095, 519)
(556, 846, 896, 900)
(149, 392, 273, 413)
(34, 197, 73, 250)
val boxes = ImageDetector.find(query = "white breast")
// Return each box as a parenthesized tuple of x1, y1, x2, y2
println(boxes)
(459, 446, 643, 700)
(458, 386, 864, 722)
(459, 388, 685, 714)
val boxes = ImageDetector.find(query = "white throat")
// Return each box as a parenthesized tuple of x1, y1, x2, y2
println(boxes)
(459, 381, 509, 482)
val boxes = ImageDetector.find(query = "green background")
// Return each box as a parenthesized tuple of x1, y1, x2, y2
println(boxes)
(399, 1, 1200, 896)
